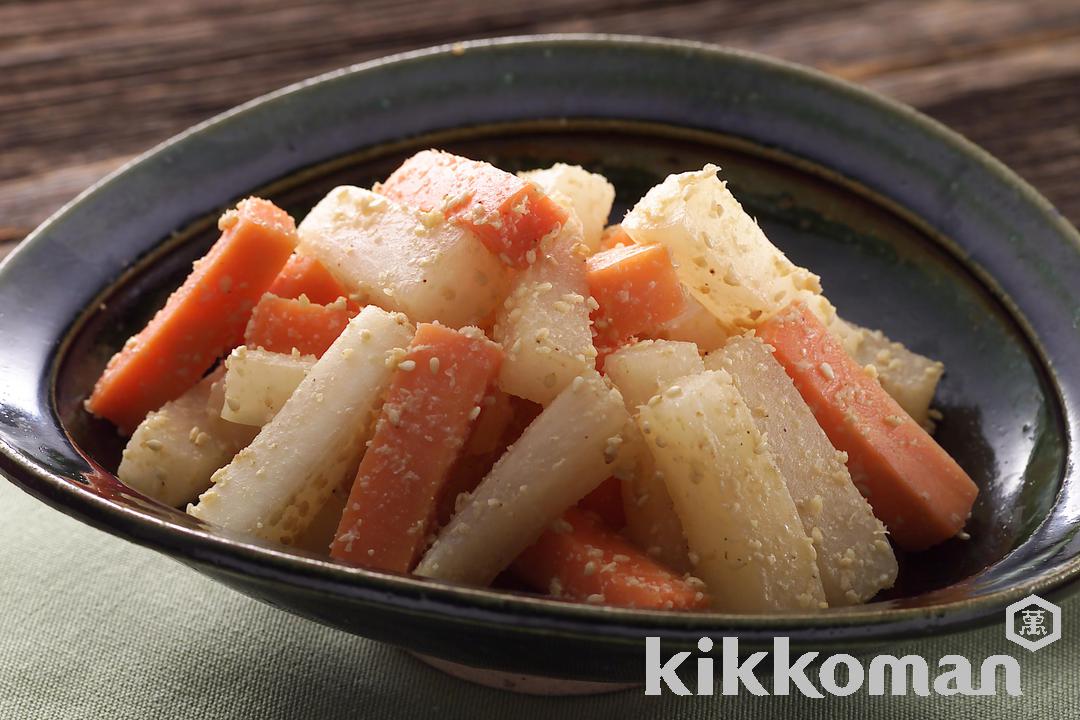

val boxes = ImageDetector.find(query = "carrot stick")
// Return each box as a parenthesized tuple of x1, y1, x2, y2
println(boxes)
(577, 476, 626, 530)
(756, 301, 978, 550)
(437, 395, 542, 527)
(599, 224, 633, 251)
(511, 507, 708, 610)
(330, 323, 503, 573)
(586, 242, 684, 346)
(268, 254, 352, 307)
(86, 198, 298, 432)
(244, 294, 355, 358)
(380, 150, 567, 269)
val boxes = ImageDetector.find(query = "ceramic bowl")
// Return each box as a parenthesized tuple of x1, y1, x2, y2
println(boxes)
(1, 36, 1078, 684)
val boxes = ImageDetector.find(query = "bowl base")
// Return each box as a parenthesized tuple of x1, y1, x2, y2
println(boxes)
(412, 653, 638, 695)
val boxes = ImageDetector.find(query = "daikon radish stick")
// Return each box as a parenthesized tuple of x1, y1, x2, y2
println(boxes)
(119, 368, 256, 507)
(415, 371, 628, 586)
(603, 340, 704, 410)
(188, 306, 414, 545)
(493, 212, 596, 404)
(621, 165, 834, 333)
(220, 347, 314, 427)
(707, 335, 897, 605)
(638, 370, 826, 612)
(617, 433, 692, 574)
(297, 186, 509, 328)
(604, 340, 704, 574)
(653, 291, 731, 352)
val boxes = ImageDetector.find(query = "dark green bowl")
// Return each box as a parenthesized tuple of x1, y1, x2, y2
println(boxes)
(1, 36, 1078, 683)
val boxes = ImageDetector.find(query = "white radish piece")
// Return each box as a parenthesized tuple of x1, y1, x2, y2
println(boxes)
(707, 335, 897, 605)
(604, 339, 705, 574)
(614, 435, 691, 574)
(602, 339, 704, 410)
(653, 290, 730, 352)
(297, 186, 509, 328)
(119, 368, 256, 508)
(415, 371, 628, 586)
(493, 211, 596, 404)
(637, 370, 826, 612)
(621, 165, 835, 332)
(220, 347, 314, 427)
(189, 306, 414, 545)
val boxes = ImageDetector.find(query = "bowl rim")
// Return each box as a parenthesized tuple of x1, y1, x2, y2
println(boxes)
(2, 33, 1078, 644)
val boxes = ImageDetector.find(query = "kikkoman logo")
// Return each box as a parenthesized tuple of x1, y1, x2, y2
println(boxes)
(644, 595, 1062, 698)
(1005, 594, 1062, 652)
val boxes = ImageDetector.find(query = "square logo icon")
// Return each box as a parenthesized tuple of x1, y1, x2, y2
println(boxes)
(1005, 594, 1061, 652)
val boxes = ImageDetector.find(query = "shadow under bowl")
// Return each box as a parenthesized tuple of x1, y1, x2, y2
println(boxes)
(1, 36, 1079, 683)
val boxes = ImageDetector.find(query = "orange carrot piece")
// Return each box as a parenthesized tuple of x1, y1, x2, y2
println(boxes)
(586, 243, 684, 345)
(462, 390, 514, 457)
(437, 395, 542, 526)
(578, 476, 626, 530)
(244, 294, 355, 358)
(433, 391, 513, 525)
(756, 302, 978, 551)
(331, 323, 504, 573)
(268, 254, 351, 306)
(380, 150, 567, 269)
(599, 224, 633, 251)
(511, 508, 708, 610)
(86, 198, 298, 433)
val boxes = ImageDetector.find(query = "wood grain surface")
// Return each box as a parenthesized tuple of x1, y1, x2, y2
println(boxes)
(3, 0, 1079, 259)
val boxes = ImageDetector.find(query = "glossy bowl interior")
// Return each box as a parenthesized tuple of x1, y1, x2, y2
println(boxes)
(1, 37, 1078, 682)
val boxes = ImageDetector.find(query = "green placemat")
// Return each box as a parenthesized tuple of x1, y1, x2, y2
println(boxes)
(1, 480, 1075, 719)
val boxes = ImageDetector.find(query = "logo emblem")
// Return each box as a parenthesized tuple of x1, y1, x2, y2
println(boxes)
(1005, 594, 1061, 652)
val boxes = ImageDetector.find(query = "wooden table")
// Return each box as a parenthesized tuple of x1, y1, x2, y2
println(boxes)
(3, 0, 1079, 259)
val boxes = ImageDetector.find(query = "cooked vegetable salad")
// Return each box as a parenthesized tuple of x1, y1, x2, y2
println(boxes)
(87, 151, 978, 612)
